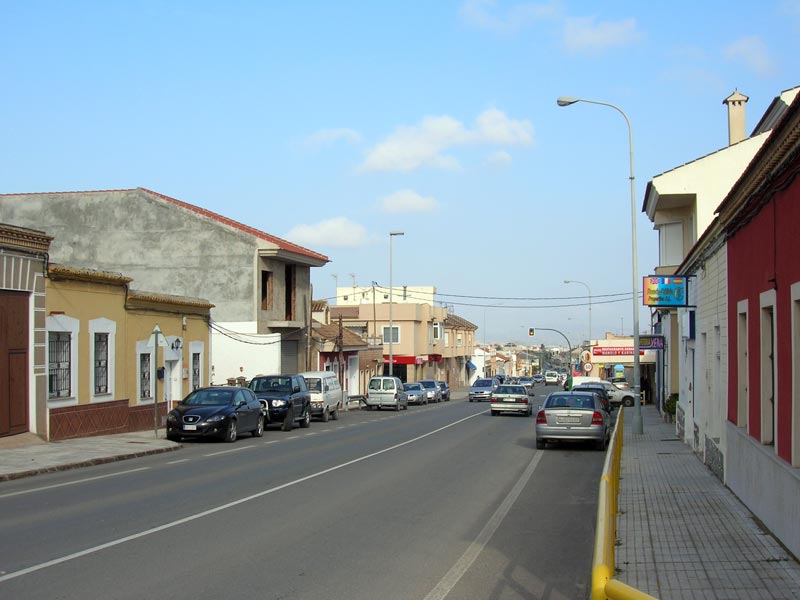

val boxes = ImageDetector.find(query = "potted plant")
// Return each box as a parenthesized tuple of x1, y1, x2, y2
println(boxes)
(664, 393, 678, 423)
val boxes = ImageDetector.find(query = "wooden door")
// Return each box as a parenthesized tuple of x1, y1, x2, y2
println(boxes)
(0, 291, 29, 437)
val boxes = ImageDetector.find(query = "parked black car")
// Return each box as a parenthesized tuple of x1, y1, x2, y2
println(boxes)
(571, 383, 613, 414)
(166, 386, 264, 443)
(249, 374, 311, 431)
(437, 381, 451, 401)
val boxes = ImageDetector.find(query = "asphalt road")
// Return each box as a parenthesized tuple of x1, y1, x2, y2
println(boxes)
(0, 385, 604, 600)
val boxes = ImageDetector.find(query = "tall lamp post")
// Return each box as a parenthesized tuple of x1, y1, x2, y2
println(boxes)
(388, 231, 404, 376)
(564, 279, 592, 346)
(557, 95, 643, 434)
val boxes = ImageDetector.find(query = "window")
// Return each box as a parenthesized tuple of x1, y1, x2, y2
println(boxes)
(760, 290, 776, 448)
(94, 333, 108, 394)
(432, 322, 442, 343)
(48, 331, 71, 398)
(737, 301, 749, 430)
(659, 222, 684, 266)
(192, 352, 201, 390)
(46, 314, 79, 402)
(285, 264, 296, 320)
(457, 333, 463, 347)
(445, 332, 450, 347)
(382, 326, 399, 343)
(791, 282, 800, 466)
(261, 270, 273, 310)
(139, 352, 152, 400)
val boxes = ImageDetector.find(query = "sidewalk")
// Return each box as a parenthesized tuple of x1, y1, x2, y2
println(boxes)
(0, 429, 179, 481)
(615, 404, 800, 599)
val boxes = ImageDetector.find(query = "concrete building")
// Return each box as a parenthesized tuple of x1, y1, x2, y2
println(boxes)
(0, 188, 329, 381)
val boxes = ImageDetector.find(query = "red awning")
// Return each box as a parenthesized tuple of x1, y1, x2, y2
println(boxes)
(383, 355, 417, 365)
(427, 354, 443, 362)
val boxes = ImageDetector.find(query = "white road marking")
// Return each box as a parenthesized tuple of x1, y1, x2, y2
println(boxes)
(0, 468, 150, 500)
(165, 459, 191, 465)
(204, 445, 256, 457)
(422, 450, 544, 600)
(0, 412, 484, 583)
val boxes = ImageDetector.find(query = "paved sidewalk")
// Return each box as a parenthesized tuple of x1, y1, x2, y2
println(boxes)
(615, 404, 800, 599)
(0, 429, 179, 481)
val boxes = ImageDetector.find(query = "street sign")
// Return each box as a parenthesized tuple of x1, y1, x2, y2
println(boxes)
(580, 350, 591, 363)
(147, 325, 168, 348)
(583, 362, 593, 373)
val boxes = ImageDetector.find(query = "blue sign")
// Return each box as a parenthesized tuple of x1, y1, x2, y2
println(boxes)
(643, 276, 688, 307)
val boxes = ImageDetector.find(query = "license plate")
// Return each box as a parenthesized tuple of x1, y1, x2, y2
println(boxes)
(183, 424, 197, 431)
(559, 416, 580, 424)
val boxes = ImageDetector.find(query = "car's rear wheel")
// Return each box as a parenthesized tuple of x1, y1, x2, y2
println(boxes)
(623, 396, 634, 407)
(299, 407, 310, 428)
(321, 408, 330, 422)
(252, 415, 264, 437)
(223, 419, 238, 443)
(282, 408, 294, 431)
(332, 406, 339, 420)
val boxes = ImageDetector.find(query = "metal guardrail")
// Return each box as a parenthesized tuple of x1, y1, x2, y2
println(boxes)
(591, 409, 659, 600)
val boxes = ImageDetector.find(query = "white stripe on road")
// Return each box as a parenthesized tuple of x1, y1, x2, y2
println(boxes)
(0, 412, 485, 583)
(422, 450, 544, 600)
(0, 468, 150, 500)
(203, 445, 257, 457)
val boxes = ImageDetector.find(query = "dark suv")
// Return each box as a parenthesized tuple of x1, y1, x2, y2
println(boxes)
(249, 374, 312, 431)
(572, 383, 613, 413)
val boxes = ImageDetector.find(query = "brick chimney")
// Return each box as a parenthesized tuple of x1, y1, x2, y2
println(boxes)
(723, 89, 749, 145)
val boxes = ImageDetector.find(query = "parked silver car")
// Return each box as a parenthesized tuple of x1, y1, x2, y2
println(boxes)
(403, 382, 426, 405)
(535, 391, 610, 450)
(366, 376, 408, 411)
(418, 379, 441, 403)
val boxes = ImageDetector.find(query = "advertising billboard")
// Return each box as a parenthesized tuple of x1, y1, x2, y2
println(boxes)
(643, 276, 688, 307)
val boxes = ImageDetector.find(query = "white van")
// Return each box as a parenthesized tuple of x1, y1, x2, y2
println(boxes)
(300, 371, 342, 421)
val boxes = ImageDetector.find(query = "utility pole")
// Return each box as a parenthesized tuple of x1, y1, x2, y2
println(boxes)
(337, 315, 345, 410)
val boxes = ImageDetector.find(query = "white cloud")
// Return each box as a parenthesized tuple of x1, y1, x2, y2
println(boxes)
(724, 36, 776, 77)
(487, 150, 513, 166)
(303, 128, 363, 150)
(459, 0, 562, 33)
(563, 16, 642, 54)
(359, 109, 533, 172)
(379, 190, 439, 213)
(284, 217, 368, 248)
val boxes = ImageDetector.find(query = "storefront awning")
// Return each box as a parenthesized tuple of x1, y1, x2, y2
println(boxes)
(466, 360, 477, 370)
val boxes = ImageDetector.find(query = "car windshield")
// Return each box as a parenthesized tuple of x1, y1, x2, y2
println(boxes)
(250, 377, 292, 393)
(473, 379, 492, 387)
(183, 389, 236, 406)
(404, 383, 422, 391)
(369, 379, 396, 391)
(420, 381, 436, 389)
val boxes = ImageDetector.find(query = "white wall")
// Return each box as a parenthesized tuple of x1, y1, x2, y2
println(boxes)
(211, 321, 281, 383)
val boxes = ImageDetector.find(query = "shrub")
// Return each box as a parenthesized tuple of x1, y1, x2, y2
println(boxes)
(665, 393, 678, 415)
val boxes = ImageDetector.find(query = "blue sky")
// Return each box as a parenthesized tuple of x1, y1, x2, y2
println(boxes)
(3, 1, 799, 347)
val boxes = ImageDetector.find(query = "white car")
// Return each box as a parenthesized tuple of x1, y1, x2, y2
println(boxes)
(544, 371, 559, 384)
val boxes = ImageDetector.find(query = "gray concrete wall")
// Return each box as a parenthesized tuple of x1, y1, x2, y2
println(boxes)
(0, 190, 256, 323)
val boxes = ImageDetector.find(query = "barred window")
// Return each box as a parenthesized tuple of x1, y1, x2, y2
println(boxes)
(192, 352, 201, 390)
(94, 332, 109, 394)
(140, 353, 152, 400)
(48, 331, 71, 398)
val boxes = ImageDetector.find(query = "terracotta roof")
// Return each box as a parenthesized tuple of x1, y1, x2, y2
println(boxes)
(312, 323, 367, 348)
(444, 314, 477, 330)
(311, 299, 328, 312)
(48, 263, 133, 285)
(127, 289, 215, 310)
(138, 188, 329, 263)
(330, 305, 360, 318)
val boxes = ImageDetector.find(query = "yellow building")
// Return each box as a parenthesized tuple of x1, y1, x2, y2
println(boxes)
(45, 264, 213, 440)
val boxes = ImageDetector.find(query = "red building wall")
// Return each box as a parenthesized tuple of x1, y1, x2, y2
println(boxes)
(727, 153, 800, 463)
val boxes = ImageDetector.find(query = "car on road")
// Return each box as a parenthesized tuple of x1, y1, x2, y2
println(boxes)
(532, 374, 545, 385)
(535, 391, 611, 450)
(469, 377, 497, 402)
(572, 383, 613, 413)
(249, 374, 312, 431)
(418, 379, 441, 403)
(166, 386, 264, 442)
(437, 381, 451, 401)
(544, 370, 559, 385)
(610, 376, 630, 390)
(518, 376, 534, 391)
(490, 384, 532, 416)
(403, 382, 426, 405)
(366, 376, 408, 411)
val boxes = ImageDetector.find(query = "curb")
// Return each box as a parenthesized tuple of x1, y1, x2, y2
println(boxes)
(0, 444, 182, 482)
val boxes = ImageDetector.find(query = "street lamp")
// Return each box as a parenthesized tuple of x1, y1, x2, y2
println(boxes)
(388, 231, 404, 376)
(557, 95, 643, 434)
(564, 279, 592, 345)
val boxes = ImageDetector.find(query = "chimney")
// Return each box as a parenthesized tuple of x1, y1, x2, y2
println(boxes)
(723, 89, 749, 145)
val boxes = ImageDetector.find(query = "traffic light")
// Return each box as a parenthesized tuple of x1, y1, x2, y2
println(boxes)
(528, 327, 535, 336)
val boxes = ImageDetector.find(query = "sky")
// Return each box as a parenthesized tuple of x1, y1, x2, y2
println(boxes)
(2, 0, 799, 348)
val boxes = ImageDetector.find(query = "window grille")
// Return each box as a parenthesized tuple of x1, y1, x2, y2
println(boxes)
(192, 352, 201, 390)
(140, 353, 152, 399)
(94, 332, 109, 394)
(48, 331, 71, 398)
